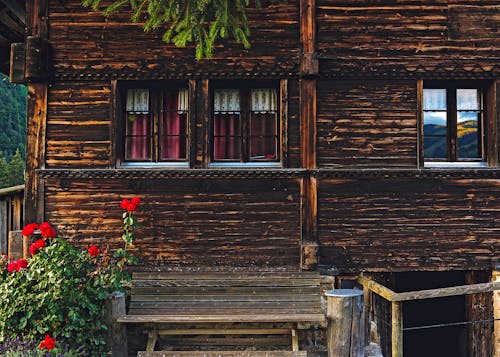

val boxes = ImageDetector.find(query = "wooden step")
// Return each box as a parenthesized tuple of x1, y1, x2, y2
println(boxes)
(137, 352, 307, 357)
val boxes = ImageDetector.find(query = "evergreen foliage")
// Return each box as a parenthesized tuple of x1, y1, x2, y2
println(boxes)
(0, 73, 26, 189)
(82, 0, 273, 59)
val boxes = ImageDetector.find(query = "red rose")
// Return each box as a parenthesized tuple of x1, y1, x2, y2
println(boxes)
(39, 334, 56, 350)
(22, 223, 38, 236)
(17, 259, 28, 269)
(7, 261, 18, 272)
(126, 202, 137, 212)
(39, 222, 56, 238)
(120, 199, 130, 210)
(131, 197, 141, 206)
(30, 239, 46, 255)
(88, 245, 99, 256)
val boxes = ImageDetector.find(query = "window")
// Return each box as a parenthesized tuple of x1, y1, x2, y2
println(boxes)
(423, 83, 485, 163)
(123, 85, 188, 163)
(212, 86, 279, 164)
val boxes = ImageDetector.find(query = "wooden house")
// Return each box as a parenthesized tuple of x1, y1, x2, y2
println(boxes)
(9, 0, 500, 356)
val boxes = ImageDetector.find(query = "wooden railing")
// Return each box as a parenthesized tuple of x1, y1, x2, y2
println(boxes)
(358, 275, 500, 357)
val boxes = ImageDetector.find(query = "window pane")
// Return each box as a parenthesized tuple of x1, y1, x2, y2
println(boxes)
(424, 89, 446, 110)
(457, 112, 480, 159)
(457, 89, 480, 110)
(160, 89, 188, 160)
(424, 136, 447, 159)
(213, 113, 241, 160)
(424, 111, 447, 135)
(250, 113, 277, 160)
(125, 113, 152, 160)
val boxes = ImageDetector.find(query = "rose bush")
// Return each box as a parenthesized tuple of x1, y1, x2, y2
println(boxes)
(0, 198, 142, 356)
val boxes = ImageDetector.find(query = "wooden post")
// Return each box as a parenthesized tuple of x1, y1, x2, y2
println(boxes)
(105, 291, 128, 357)
(493, 267, 500, 357)
(0, 200, 7, 254)
(325, 289, 365, 357)
(391, 302, 403, 357)
(7, 230, 23, 260)
(363, 288, 371, 347)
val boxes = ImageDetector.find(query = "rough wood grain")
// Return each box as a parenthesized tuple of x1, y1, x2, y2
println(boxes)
(137, 352, 307, 357)
(317, 80, 417, 168)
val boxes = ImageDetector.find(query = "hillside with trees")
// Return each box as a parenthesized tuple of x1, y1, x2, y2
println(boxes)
(0, 73, 27, 188)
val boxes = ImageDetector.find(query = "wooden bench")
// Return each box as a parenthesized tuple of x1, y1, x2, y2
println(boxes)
(118, 272, 325, 355)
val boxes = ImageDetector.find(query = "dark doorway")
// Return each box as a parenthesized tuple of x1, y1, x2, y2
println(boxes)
(394, 271, 467, 357)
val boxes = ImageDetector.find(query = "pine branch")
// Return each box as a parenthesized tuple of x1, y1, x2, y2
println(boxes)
(81, 0, 281, 60)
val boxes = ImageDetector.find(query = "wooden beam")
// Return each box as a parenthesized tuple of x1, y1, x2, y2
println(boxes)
(391, 302, 403, 357)
(487, 79, 499, 167)
(493, 266, 500, 357)
(300, 0, 317, 76)
(0, 0, 25, 24)
(358, 276, 398, 302)
(416, 79, 424, 168)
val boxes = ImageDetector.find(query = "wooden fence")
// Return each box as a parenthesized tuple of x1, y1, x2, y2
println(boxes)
(0, 184, 24, 255)
(359, 275, 500, 357)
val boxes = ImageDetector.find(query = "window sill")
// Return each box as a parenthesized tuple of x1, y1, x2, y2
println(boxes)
(424, 162, 488, 168)
(209, 162, 282, 169)
(119, 162, 189, 169)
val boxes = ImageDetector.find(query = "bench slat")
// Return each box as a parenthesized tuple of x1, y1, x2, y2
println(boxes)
(129, 302, 321, 311)
(132, 279, 320, 288)
(131, 286, 320, 296)
(137, 351, 307, 357)
(131, 294, 321, 303)
(118, 313, 326, 323)
(133, 272, 319, 280)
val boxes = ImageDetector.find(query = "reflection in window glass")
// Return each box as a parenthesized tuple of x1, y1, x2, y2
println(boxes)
(457, 89, 481, 159)
(423, 89, 447, 159)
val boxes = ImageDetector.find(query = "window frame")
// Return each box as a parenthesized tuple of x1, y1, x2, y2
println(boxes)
(116, 80, 192, 168)
(420, 80, 497, 168)
(209, 80, 283, 167)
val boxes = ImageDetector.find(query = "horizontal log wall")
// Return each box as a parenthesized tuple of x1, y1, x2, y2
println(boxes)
(317, 0, 500, 76)
(318, 178, 500, 272)
(317, 80, 418, 168)
(48, 0, 300, 78)
(46, 82, 111, 168)
(44, 178, 301, 268)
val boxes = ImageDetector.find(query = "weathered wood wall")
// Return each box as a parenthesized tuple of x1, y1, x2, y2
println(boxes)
(44, 178, 301, 268)
(318, 178, 500, 272)
(32, 0, 500, 273)
(46, 82, 111, 168)
(317, 80, 418, 168)
(48, 0, 300, 79)
(317, 0, 500, 78)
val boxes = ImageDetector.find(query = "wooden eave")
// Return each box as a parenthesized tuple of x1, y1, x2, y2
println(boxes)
(0, 0, 25, 74)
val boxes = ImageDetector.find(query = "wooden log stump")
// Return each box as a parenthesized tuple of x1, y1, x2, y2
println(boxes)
(325, 289, 365, 357)
(105, 291, 128, 357)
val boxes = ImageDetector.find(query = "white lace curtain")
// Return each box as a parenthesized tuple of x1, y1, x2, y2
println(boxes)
(251, 88, 277, 113)
(177, 89, 189, 113)
(126, 89, 149, 114)
(214, 89, 240, 113)
(423, 89, 446, 111)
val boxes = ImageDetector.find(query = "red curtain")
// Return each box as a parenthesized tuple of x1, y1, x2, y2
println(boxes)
(250, 113, 277, 159)
(126, 113, 150, 160)
(161, 92, 186, 160)
(214, 114, 240, 160)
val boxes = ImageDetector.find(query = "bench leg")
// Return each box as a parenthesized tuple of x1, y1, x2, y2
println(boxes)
(291, 328, 299, 351)
(146, 331, 158, 352)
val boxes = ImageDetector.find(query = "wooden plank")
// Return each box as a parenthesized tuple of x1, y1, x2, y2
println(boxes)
(416, 79, 424, 168)
(391, 302, 403, 357)
(7, 230, 23, 260)
(280, 79, 289, 167)
(448, 5, 500, 40)
(133, 272, 320, 279)
(131, 286, 320, 296)
(493, 267, 500, 357)
(0, 200, 7, 254)
(117, 313, 326, 324)
(300, 0, 317, 75)
(465, 271, 493, 357)
(487, 79, 499, 166)
(153, 329, 291, 335)
(188, 79, 197, 168)
(131, 294, 321, 303)
(9, 42, 25, 83)
(138, 351, 307, 357)
(393, 282, 500, 302)
(358, 276, 397, 302)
